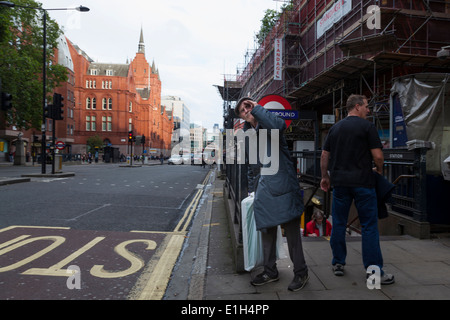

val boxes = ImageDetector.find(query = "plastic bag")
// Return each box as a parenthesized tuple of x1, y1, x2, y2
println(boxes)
(241, 194, 287, 272)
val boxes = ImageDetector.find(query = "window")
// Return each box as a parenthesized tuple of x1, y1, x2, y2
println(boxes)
(102, 116, 112, 132)
(108, 98, 112, 110)
(106, 69, 113, 76)
(86, 115, 96, 131)
(128, 118, 132, 131)
(86, 97, 91, 109)
(91, 116, 96, 131)
(102, 98, 107, 110)
(129, 102, 132, 113)
(92, 98, 96, 110)
(102, 80, 112, 89)
(90, 69, 98, 75)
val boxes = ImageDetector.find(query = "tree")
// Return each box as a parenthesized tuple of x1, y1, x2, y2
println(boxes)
(255, 1, 295, 45)
(0, 0, 68, 130)
(256, 9, 279, 45)
(86, 135, 103, 153)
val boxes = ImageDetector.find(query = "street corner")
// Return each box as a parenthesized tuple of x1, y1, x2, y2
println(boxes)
(0, 177, 31, 186)
(0, 225, 185, 300)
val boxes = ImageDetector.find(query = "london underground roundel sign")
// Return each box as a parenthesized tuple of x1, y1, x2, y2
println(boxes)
(258, 94, 297, 128)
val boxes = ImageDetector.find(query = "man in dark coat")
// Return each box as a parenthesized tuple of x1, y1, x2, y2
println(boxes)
(235, 97, 309, 291)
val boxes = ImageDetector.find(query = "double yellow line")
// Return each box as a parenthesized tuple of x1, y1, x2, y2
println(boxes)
(173, 171, 210, 232)
(135, 171, 211, 300)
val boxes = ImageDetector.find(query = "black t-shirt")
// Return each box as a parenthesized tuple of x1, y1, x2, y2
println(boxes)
(323, 116, 382, 188)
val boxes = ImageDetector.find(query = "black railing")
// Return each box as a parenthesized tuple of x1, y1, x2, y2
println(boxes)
(383, 148, 428, 222)
(225, 146, 430, 242)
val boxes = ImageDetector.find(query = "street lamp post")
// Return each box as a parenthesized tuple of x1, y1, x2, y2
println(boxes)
(0, 1, 89, 174)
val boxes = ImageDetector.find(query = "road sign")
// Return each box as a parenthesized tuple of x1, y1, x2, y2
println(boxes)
(258, 94, 295, 128)
(55, 141, 65, 150)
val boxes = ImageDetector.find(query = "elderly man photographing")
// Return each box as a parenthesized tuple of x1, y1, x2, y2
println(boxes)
(320, 94, 394, 285)
(235, 97, 309, 291)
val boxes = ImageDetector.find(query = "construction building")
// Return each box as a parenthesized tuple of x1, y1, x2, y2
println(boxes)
(218, 0, 450, 236)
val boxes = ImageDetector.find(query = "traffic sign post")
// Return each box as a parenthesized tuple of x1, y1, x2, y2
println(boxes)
(258, 94, 297, 128)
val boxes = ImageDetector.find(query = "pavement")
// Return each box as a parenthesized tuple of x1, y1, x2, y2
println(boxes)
(2, 163, 450, 301)
(182, 169, 450, 301)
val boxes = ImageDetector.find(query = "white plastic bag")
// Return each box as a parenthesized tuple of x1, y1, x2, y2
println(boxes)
(241, 194, 287, 272)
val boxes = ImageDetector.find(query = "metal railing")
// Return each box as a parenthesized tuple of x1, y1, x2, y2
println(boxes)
(383, 148, 428, 222)
(225, 146, 429, 242)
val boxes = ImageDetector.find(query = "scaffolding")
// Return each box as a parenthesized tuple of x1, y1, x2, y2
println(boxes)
(217, 0, 450, 237)
(225, 0, 450, 142)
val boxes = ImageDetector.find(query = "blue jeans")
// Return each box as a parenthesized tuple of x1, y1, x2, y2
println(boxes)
(330, 187, 384, 272)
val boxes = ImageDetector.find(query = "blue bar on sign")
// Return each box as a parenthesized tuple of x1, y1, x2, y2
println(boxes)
(268, 110, 299, 120)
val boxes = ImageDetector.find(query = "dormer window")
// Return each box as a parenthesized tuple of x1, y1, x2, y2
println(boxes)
(106, 69, 113, 76)
(90, 69, 98, 75)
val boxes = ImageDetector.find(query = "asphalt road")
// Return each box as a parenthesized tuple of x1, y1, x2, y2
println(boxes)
(0, 163, 211, 300)
(0, 163, 209, 231)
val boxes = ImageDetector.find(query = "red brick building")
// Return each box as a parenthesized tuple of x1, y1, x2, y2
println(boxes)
(67, 28, 173, 157)
(0, 28, 172, 163)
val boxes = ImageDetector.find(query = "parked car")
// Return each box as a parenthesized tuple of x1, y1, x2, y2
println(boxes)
(191, 153, 202, 165)
(168, 154, 183, 165)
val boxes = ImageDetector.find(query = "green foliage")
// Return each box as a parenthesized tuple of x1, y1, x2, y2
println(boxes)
(86, 135, 104, 152)
(255, 0, 295, 45)
(0, 0, 68, 130)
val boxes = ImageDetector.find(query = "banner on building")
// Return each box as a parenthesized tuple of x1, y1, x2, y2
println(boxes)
(274, 38, 282, 80)
(316, 0, 352, 39)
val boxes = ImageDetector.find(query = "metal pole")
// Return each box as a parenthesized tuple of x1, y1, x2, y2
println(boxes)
(41, 10, 47, 174)
(52, 118, 55, 174)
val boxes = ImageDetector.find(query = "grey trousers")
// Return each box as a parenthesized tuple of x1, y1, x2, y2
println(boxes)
(261, 216, 308, 277)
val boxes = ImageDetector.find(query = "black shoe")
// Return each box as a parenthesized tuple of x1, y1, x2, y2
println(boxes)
(250, 272, 279, 286)
(288, 273, 309, 292)
(332, 264, 344, 276)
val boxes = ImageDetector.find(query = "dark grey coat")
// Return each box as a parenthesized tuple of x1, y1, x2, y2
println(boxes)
(244, 105, 304, 230)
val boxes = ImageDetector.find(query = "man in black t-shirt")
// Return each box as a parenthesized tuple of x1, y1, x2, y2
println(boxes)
(320, 94, 394, 285)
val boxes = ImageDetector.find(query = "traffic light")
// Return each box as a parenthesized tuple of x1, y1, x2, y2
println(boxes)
(44, 104, 53, 119)
(53, 93, 64, 120)
(1, 92, 12, 111)
(128, 131, 133, 142)
(141, 135, 145, 144)
(1, 79, 13, 111)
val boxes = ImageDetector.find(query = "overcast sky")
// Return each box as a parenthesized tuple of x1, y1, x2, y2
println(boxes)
(37, 0, 280, 130)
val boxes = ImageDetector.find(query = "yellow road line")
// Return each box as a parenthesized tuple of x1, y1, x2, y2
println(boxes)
(136, 234, 185, 300)
(180, 189, 203, 232)
(173, 189, 202, 232)
(136, 170, 212, 299)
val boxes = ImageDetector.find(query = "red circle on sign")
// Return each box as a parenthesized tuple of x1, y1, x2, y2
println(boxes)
(55, 141, 65, 150)
(258, 94, 292, 128)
